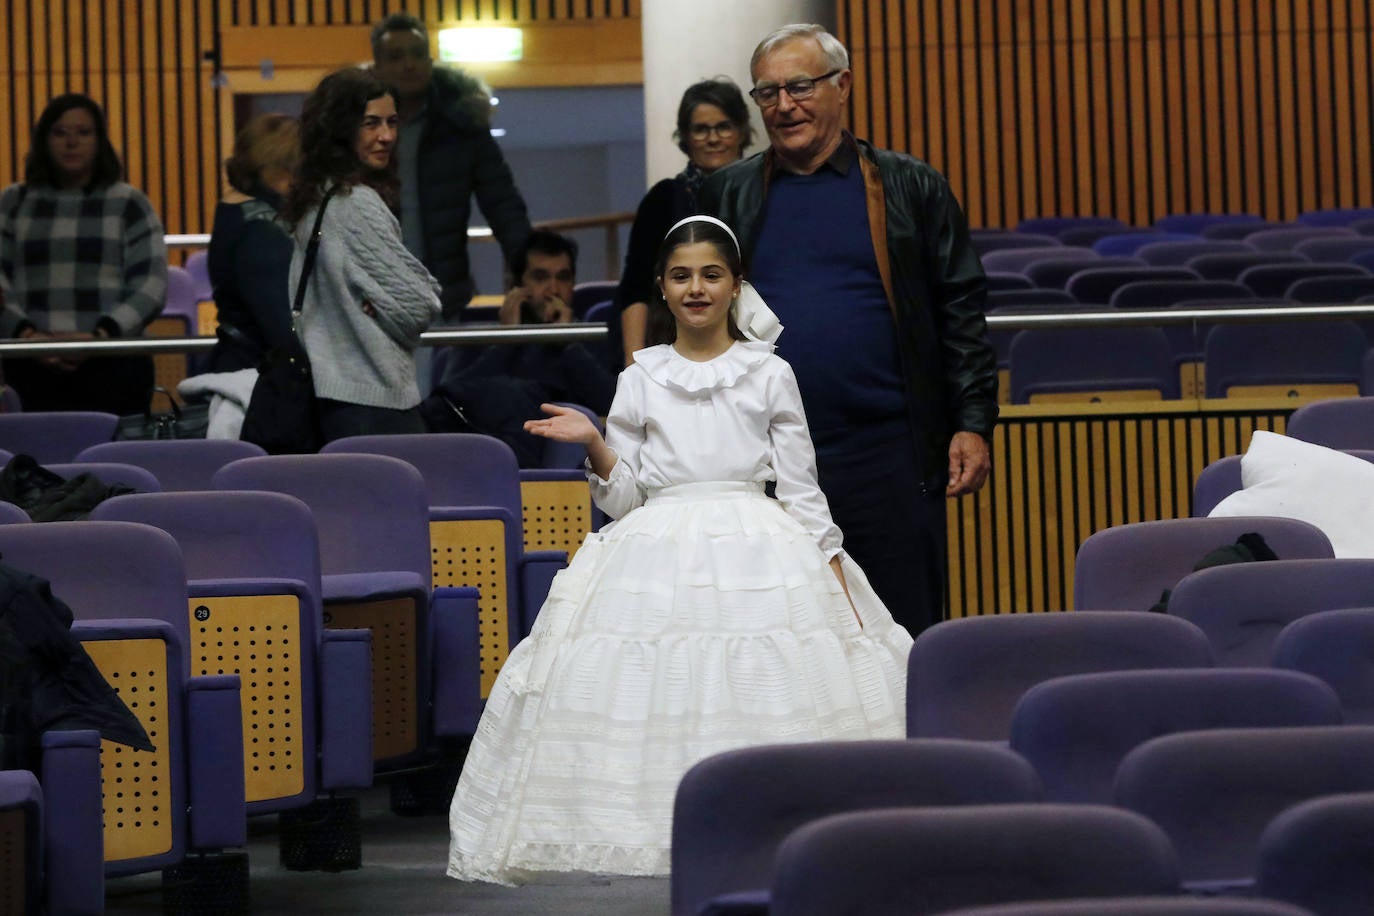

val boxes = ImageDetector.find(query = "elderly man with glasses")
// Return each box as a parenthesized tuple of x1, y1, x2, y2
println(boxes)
(702, 23, 997, 636)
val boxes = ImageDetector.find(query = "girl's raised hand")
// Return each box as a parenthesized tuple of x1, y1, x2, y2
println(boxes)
(524, 403, 600, 445)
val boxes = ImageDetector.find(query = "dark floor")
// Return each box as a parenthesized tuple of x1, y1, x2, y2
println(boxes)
(102, 783, 669, 916)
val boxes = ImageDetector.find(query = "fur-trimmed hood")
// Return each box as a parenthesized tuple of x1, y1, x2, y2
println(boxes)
(428, 65, 494, 130)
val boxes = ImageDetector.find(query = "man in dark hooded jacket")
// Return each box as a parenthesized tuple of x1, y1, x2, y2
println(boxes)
(371, 13, 532, 321)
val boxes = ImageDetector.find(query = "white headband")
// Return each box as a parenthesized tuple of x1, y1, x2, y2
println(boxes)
(662, 215, 782, 345)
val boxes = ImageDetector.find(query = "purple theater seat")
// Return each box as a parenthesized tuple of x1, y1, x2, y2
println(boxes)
(0, 412, 119, 464)
(1202, 319, 1368, 398)
(1283, 273, 1374, 302)
(1015, 215, 1127, 236)
(906, 612, 1214, 741)
(1065, 265, 1200, 304)
(90, 490, 375, 809)
(987, 271, 1035, 292)
(213, 453, 443, 768)
(1135, 238, 1254, 266)
(970, 230, 1060, 255)
(183, 250, 212, 301)
(1258, 791, 1374, 913)
(981, 245, 1096, 274)
(1186, 250, 1306, 281)
(1010, 668, 1341, 804)
(1093, 231, 1201, 257)
(1167, 559, 1374, 666)
(1245, 226, 1358, 251)
(1201, 219, 1287, 240)
(0, 500, 30, 524)
(769, 805, 1178, 916)
(1009, 326, 1177, 402)
(1236, 262, 1369, 297)
(0, 768, 44, 915)
(76, 438, 267, 491)
(1155, 212, 1266, 234)
(0, 521, 247, 886)
(1296, 206, 1374, 227)
(670, 740, 1041, 916)
(1291, 236, 1374, 262)
(1116, 725, 1374, 892)
(1287, 396, 1374, 450)
(1025, 255, 1144, 289)
(1273, 607, 1374, 724)
(1107, 279, 1251, 310)
(1073, 516, 1335, 612)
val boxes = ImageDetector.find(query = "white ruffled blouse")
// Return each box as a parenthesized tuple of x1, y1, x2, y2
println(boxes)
(589, 340, 845, 558)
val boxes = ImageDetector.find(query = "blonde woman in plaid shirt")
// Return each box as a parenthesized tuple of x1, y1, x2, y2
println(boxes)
(0, 93, 166, 414)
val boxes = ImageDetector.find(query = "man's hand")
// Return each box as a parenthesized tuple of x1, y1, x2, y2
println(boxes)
(946, 430, 991, 497)
(542, 295, 573, 324)
(499, 286, 533, 325)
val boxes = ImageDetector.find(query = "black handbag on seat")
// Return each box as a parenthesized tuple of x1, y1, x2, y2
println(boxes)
(115, 386, 210, 440)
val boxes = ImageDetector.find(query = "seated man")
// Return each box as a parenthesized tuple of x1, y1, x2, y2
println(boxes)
(425, 230, 616, 465)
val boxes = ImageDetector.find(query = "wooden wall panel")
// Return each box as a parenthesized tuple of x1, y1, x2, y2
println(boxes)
(0, 0, 635, 240)
(947, 401, 1295, 617)
(840, 0, 1374, 227)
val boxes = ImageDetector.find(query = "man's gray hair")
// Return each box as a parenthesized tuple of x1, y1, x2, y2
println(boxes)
(750, 23, 850, 77)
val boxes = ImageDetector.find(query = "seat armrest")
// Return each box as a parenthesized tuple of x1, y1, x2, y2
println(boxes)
(430, 586, 483, 737)
(40, 729, 104, 916)
(518, 551, 568, 637)
(186, 674, 247, 849)
(318, 628, 373, 790)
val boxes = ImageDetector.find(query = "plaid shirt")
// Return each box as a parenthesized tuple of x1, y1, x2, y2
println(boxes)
(0, 181, 167, 337)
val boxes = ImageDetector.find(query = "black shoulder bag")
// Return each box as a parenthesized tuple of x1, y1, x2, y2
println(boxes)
(240, 187, 336, 455)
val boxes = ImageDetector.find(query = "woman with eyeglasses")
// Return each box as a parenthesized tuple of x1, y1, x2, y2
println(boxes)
(612, 77, 753, 367)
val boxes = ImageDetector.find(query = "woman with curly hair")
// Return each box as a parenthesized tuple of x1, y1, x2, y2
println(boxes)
(282, 66, 441, 441)
(0, 92, 166, 413)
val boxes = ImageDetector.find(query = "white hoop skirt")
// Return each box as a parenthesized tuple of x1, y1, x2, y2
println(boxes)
(447, 482, 913, 884)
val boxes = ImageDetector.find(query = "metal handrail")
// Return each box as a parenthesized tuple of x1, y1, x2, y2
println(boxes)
(0, 322, 608, 359)
(984, 302, 1374, 328)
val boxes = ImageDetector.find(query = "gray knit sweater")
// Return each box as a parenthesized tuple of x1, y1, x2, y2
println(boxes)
(291, 184, 441, 410)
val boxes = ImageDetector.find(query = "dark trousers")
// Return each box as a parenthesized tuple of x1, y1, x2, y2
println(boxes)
(317, 398, 426, 444)
(817, 435, 948, 636)
(4, 355, 154, 415)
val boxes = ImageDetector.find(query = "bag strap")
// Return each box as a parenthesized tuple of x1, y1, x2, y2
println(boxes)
(291, 185, 338, 331)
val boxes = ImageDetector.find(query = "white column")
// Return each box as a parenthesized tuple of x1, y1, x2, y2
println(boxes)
(640, 0, 834, 187)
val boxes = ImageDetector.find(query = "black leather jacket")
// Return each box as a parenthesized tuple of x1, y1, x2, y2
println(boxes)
(701, 137, 998, 493)
(414, 67, 531, 320)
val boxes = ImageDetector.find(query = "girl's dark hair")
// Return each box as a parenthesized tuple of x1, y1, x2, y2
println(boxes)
(674, 77, 754, 157)
(25, 93, 123, 189)
(646, 219, 748, 347)
(281, 67, 399, 228)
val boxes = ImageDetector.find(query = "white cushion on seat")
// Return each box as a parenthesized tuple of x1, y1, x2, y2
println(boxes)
(1210, 429, 1374, 557)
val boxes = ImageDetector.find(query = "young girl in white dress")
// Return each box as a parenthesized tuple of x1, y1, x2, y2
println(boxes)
(446, 215, 913, 884)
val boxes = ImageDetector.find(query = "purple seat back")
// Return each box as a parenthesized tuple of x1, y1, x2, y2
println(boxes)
(1237, 261, 1369, 297)
(320, 433, 522, 529)
(1288, 397, 1374, 449)
(1258, 791, 1374, 913)
(1245, 226, 1358, 251)
(1203, 320, 1368, 398)
(0, 412, 118, 464)
(1283, 273, 1374, 302)
(1108, 279, 1251, 309)
(1296, 206, 1374, 227)
(1136, 238, 1254, 266)
(1201, 219, 1286, 240)
(1186, 250, 1306, 281)
(1116, 725, 1374, 887)
(1016, 215, 1127, 236)
(1074, 516, 1335, 611)
(0, 520, 191, 655)
(670, 740, 1041, 916)
(163, 266, 200, 321)
(1155, 213, 1265, 234)
(1169, 559, 1374, 666)
(1009, 326, 1177, 402)
(1093, 231, 1201, 257)
(76, 439, 267, 491)
(1273, 607, 1374, 724)
(183, 250, 211, 301)
(907, 612, 1214, 740)
(970, 231, 1060, 254)
(981, 245, 1095, 273)
(0, 501, 29, 524)
(1010, 669, 1341, 804)
(770, 805, 1178, 916)
(1025, 255, 1144, 289)
(212, 454, 430, 582)
(946, 895, 1317, 915)
(1065, 266, 1200, 304)
(1291, 236, 1374, 262)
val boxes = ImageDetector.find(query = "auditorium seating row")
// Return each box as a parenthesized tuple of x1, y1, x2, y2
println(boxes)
(8, 400, 1374, 913)
(0, 432, 594, 912)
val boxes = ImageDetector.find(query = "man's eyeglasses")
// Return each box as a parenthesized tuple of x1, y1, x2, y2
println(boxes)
(749, 70, 841, 107)
(688, 121, 739, 141)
